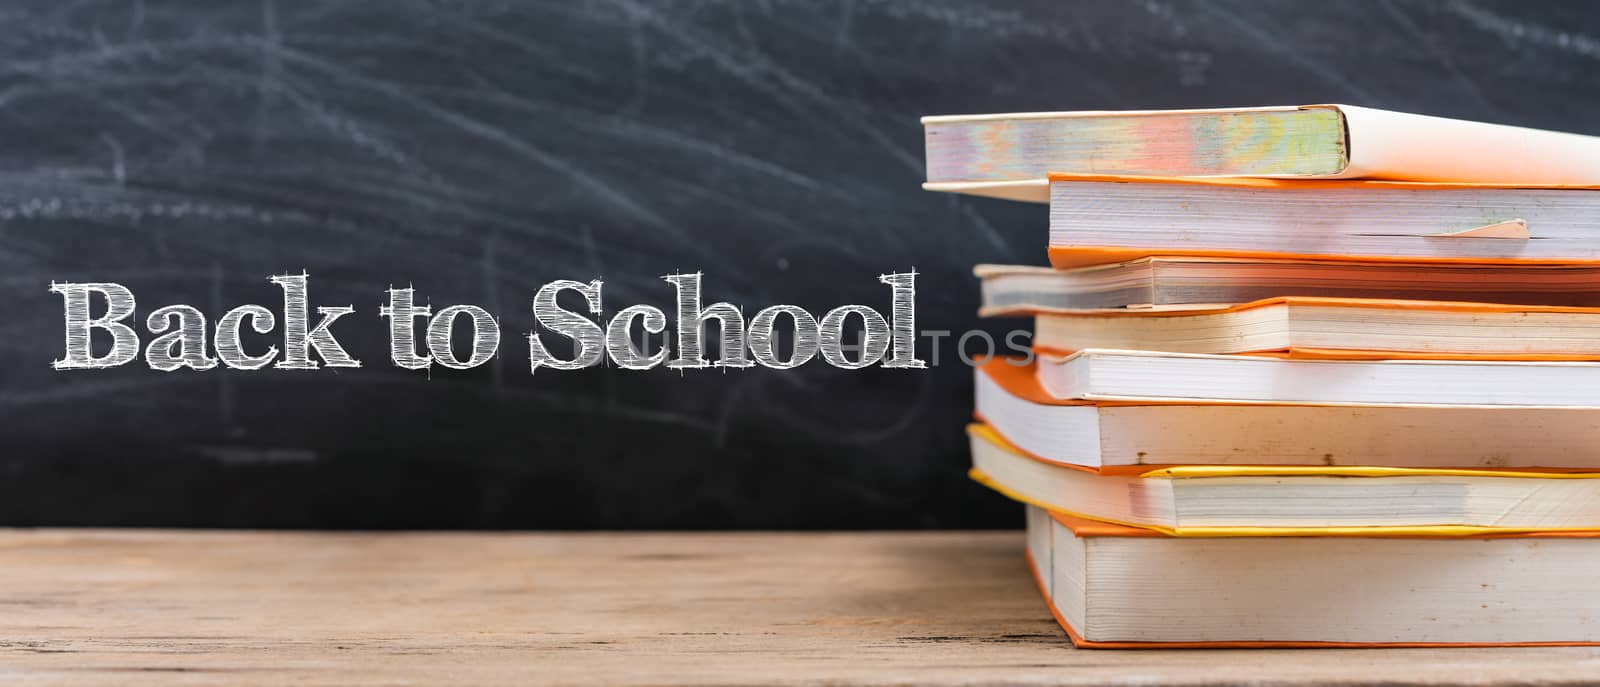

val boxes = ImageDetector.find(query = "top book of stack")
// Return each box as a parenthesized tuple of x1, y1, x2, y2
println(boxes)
(922, 104, 1600, 202)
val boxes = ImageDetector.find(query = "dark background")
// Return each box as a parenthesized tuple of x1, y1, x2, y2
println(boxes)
(2, 0, 1597, 529)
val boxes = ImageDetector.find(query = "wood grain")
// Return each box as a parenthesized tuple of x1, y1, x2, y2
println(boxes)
(2, 529, 1599, 685)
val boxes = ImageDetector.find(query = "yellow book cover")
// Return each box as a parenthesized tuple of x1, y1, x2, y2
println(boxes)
(969, 423, 1600, 537)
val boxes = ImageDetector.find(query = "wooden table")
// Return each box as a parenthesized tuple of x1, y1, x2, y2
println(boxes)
(2, 530, 1598, 685)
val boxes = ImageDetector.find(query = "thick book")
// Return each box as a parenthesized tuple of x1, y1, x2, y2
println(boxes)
(970, 424, 1600, 535)
(922, 104, 1600, 202)
(975, 358, 1600, 470)
(977, 258, 1600, 314)
(1045, 174, 1600, 268)
(1023, 505, 1600, 648)
(1027, 297, 1600, 359)
(1035, 349, 1600, 407)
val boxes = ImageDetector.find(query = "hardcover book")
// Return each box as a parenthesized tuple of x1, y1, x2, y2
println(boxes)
(1025, 505, 1600, 648)
(977, 259, 1600, 313)
(923, 104, 1600, 202)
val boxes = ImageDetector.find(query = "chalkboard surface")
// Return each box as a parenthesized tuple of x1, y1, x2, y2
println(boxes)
(3, 1, 1598, 528)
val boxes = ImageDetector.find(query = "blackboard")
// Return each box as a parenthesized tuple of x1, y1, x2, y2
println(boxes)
(4, 0, 1598, 528)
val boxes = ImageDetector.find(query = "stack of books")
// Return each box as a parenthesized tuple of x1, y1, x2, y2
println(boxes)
(923, 104, 1600, 648)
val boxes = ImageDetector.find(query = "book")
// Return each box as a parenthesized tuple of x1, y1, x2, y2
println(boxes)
(1024, 505, 1600, 647)
(1045, 174, 1600, 267)
(1035, 349, 1600, 407)
(975, 358, 1600, 470)
(970, 424, 1600, 534)
(922, 105, 1600, 202)
(1026, 297, 1600, 359)
(977, 258, 1600, 314)
(930, 104, 1600, 650)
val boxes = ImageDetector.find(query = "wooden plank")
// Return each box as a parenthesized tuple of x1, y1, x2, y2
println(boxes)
(0, 529, 1596, 685)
